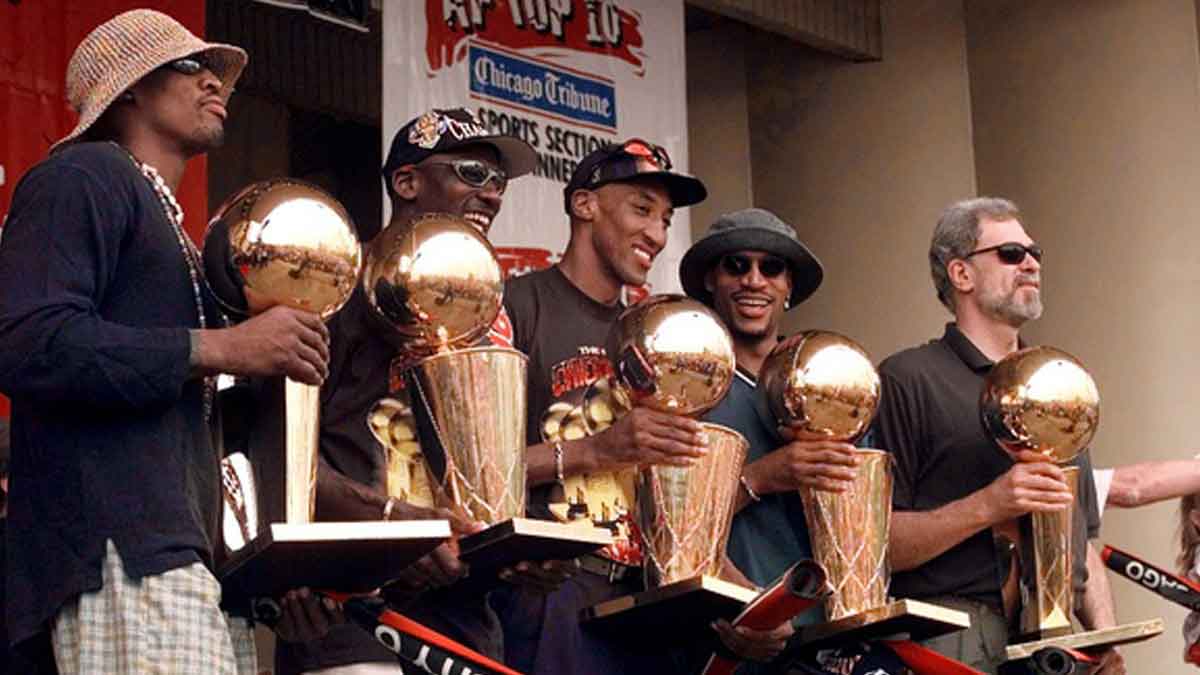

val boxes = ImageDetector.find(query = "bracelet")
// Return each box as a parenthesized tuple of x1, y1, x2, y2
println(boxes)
(382, 497, 397, 521)
(554, 442, 565, 483)
(740, 474, 761, 502)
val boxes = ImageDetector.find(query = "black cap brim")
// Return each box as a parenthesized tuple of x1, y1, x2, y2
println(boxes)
(596, 171, 707, 208)
(474, 135, 537, 178)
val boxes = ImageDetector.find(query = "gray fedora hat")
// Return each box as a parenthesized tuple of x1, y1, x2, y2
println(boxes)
(679, 208, 823, 307)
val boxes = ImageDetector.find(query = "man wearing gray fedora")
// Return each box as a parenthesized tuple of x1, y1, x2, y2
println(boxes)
(0, 10, 332, 673)
(678, 208, 862, 671)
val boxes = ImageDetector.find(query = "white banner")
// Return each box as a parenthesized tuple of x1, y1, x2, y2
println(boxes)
(382, 0, 690, 297)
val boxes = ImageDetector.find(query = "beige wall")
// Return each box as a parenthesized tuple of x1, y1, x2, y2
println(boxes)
(743, 0, 977, 360)
(966, 0, 1200, 667)
(686, 18, 756, 241)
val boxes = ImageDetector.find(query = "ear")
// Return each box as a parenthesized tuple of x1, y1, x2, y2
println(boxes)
(947, 258, 975, 295)
(704, 267, 716, 293)
(569, 189, 597, 221)
(390, 166, 421, 201)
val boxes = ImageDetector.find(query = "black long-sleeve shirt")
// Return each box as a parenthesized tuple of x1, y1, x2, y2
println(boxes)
(0, 142, 222, 647)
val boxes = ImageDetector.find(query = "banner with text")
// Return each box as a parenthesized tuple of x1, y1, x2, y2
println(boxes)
(383, 0, 691, 296)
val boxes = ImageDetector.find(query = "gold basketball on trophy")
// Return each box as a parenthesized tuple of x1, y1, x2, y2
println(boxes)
(757, 330, 881, 443)
(203, 179, 362, 319)
(361, 212, 503, 353)
(606, 294, 735, 417)
(980, 346, 1100, 464)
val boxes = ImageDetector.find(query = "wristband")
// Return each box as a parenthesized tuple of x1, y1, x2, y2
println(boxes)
(740, 475, 762, 502)
(554, 442, 565, 483)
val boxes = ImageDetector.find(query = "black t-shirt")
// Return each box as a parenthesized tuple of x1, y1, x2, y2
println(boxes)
(504, 266, 645, 564)
(872, 323, 1100, 610)
(0, 142, 219, 647)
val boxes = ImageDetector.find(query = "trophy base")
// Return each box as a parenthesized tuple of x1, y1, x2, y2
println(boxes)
(582, 575, 758, 641)
(794, 599, 971, 650)
(458, 518, 613, 570)
(1003, 618, 1164, 661)
(220, 521, 450, 597)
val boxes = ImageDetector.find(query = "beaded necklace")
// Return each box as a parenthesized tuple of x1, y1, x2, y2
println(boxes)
(113, 142, 217, 421)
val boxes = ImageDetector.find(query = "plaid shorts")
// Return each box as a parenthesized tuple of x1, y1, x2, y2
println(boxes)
(52, 540, 256, 674)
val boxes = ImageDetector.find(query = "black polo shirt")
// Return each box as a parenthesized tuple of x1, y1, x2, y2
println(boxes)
(872, 323, 1099, 611)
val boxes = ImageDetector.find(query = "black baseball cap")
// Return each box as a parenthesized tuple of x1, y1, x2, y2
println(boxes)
(563, 138, 707, 213)
(381, 108, 537, 182)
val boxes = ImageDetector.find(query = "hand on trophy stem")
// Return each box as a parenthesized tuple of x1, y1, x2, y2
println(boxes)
(744, 433, 859, 495)
(1087, 646, 1125, 675)
(498, 558, 581, 594)
(192, 305, 331, 385)
(711, 617, 794, 662)
(982, 453, 1073, 522)
(585, 407, 708, 471)
(390, 507, 486, 591)
(274, 587, 345, 643)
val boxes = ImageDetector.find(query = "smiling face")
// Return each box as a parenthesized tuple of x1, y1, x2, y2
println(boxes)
(704, 250, 793, 342)
(129, 55, 228, 156)
(959, 217, 1043, 326)
(586, 178, 674, 288)
(392, 145, 504, 233)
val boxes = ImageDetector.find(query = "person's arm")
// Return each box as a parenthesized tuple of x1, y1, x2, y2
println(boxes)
(1079, 541, 1118, 629)
(0, 162, 330, 408)
(526, 406, 708, 486)
(1079, 542, 1126, 674)
(1106, 459, 1200, 509)
(738, 434, 858, 511)
(891, 452, 1074, 572)
(0, 163, 194, 409)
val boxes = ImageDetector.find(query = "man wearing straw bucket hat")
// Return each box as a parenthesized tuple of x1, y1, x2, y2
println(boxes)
(871, 198, 1121, 673)
(0, 9, 337, 673)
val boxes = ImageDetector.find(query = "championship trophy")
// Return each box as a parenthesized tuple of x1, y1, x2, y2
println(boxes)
(980, 347, 1162, 661)
(584, 295, 758, 640)
(758, 330, 970, 649)
(362, 213, 611, 572)
(205, 180, 451, 597)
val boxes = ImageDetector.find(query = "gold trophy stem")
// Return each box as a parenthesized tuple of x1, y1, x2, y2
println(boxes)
(800, 448, 892, 621)
(284, 378, 320, 523)
(638, 423, 748, 587)
(406, 347, 528, 525)
(1022, 465, 1078, 639)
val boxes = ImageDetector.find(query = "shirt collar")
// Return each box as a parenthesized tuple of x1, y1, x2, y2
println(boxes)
(734, 364, 757, 388)
(942, 322, 995, 373)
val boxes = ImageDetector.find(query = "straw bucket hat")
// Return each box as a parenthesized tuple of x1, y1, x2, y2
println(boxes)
(52, 9, 247, 152)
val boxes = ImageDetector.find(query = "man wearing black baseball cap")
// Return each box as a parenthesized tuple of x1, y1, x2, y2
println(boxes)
(495, 139, 709, 673)
(275, 108, 564, 674)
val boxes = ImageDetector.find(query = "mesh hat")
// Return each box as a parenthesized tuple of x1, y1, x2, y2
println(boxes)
(680, 208, 823, 308)
(563, 138, 707, 212)
(381, 108, 537, 180)
(51, 9, 247, 152)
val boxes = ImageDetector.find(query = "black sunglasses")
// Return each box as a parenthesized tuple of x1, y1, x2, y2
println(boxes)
(164, 55, 213, 76)
(964, 242, 1043, 265)
(423, 159, 508, 194)
(719, 254, 788, 278)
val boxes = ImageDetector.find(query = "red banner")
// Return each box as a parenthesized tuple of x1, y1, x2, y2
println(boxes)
(424, 0, 646, 76)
